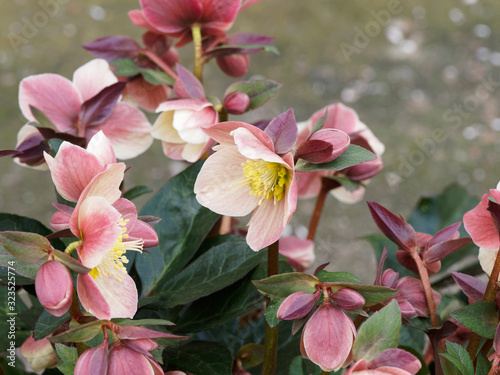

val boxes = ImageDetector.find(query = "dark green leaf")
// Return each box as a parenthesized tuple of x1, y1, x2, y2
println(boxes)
(110, 58, 140, 76)
(265, 295, 285, 328)
(135, 162, 220, 295)
(55, 344, 78, 375)
(139, 68, 175, 85)
(253, 272, 319, 298)
(48, 138, 64, 156)
(475, 352, 492, 375)
(353, 300, 401, 362)
(439, 341, 474, 375)
(34, 310, 69, 340)
(122, 185, 153, 201)
(295, 145, 376, 172)
(316, 270, 360, 283)
(225, 80, 281, 110)
(29, 105, 56, 128)
(451, 302, 498, 339)
(151, 236, 264, 309)
(163, 341, 233, 375)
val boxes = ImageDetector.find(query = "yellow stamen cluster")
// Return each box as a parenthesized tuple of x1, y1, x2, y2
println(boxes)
(242, 159, 289, 205)
(89, 217, 143, 282)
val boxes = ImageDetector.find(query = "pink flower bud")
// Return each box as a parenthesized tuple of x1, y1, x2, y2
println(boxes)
(108, 342, 163, 375)
(74, 339, 108, 375)
(295, 129, 350, 164)
(216, 54, 250, 77)
(276, 291, 320, 320)
(301, 303, 356, 372)
(223, 91, 250, 115)
(20, 335, 58, 372)
(35, 260, 73, 317)
(330, 288, 365, 310)
(344, 157, 383, 180)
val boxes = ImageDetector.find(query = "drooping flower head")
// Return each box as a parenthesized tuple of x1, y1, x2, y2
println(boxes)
(194, 118, 298, 251)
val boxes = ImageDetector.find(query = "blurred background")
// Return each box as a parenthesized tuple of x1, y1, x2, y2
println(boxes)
(1, 0, 499, 281)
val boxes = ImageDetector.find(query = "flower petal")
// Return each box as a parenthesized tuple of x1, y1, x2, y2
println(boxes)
(19, 74, 82, 132)
(478, 247, 500, 280)
(92, 271, 138, 319)
(232, 127, 282, 164)
(72, 59, 118, 102)
(464, 190, 500, 249)
(86, 130, 117, 165)
(140, 0, 203, 34)
(203, 121, 274, 150)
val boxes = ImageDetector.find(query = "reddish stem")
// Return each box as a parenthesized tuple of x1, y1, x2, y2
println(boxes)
(140, 49, 178, 80)
(409, 251, 439, 327)
(307, 177, 340, 241)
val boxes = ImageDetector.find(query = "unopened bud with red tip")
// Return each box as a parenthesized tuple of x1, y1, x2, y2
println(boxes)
(330, 288, 365, 310)
(20, 335, 58, 372)
(277, 291, 321, 320)
(295, 129, 350, 164)
(217, 54, 250, 77)
(35, 260, 73, 317)
(223, 91, 250, 115)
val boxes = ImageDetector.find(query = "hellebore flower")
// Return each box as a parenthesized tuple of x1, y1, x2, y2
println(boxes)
(368, 201, 471, 275)
(296, 103, 384, 203)
(139, 0, 242, 44)
(20, 335, 58, 372)
(295, 128, 350, 164)
(301, 301, 357, 372)
(278, 236, 315, 271)
(152, 65, 217, 162)
(463, 187, 500, 280)
(345, 348, 421, 375)
(17, 59, 153, 161)
(35, 260, 73, 317)
(194, 121, 298, 251)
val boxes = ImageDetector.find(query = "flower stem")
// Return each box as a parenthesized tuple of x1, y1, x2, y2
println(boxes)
(320, 371, 330, 375)
(192, 25, 203, 82)
(307, 177, 340, 241)
(140, 49, 179, 80)
(467, 246, 500, 358)
(409, 251, 439, 328)
(261, 240, 280, 375)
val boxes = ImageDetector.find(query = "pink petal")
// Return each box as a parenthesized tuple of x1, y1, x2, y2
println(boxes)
(92, 102, 153, 160)
(117, 326, 185, 340)
(76, 196, 122, 268)
(247, 196, 288, 251)
(19, 74, 82, 132)
(44, 143, 106, 202)
(464, 190, 500, 249)
(72, 59, 118, 103)
(152, 111, 185, 144)
(128, 219, 159, 248)
(370, 348, 421, 374)
(128, 9, 160, 32)
(160, 142, 186, 160)
(296, 171, 326, 199)
(200, 0, 241, 29)
(203, 121, 274, 150)
(232, 127, 282, 163)
(195, 146, 260, 216)
(331, 289, 365, 310)
(451, 272, 486, 302)
(77, 273, 111, 319)
(74, 340, 108, 375)
(35, 261, 73, 317)
(276, 291, 320, 320)
(181, 139, 214, 163)
(109, 344, 155, 375)
(50, 210, 72, 231)
(86, 130, 117, 165)
(278, 236, 315, 271)
(310, 103, 358, 134)
(172, 107, 217, 144)
(125, 77, 170, 112)
(140, 0, 203, 34)
(156, 98, 211, 112)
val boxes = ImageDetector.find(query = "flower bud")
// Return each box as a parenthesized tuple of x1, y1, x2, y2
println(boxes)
(20, 335, 58, 371)
(295, 129, 350, 164)
(223, 91, 250, 115)
(330, 288, 365, 310)
(216, 54, 250, 77)
(35, 260, 73, 317)
(277, 291, 320, 320)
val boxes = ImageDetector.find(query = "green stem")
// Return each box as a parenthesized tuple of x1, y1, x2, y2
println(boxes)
(307, 177, 340, 241)
(192, 25, 203, 82)
(467, 245, 500, 359)
(261, 241, 280, 375)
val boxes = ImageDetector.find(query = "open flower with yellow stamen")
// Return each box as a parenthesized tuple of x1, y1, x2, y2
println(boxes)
(194, 121, 297, 251)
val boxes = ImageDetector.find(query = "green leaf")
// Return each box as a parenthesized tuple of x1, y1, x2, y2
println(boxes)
(475, 352, 492, 375)
(309, 110, 328, 137)
(450, 302, 498, 339)
(52, 249, 91, 274)
(328, 175, 364, 192)
(139, 68, 175, 85)
(49, 320, 106, 343)
(163, 341, 233, 375)
(295, 145, 376, 172)
(34, 310, 69, 340)
(151, 236, 264, 309)
(439, 341, 474, 375)
(0, 231, 50, 262)
(135, 161, 220, 295)
(111, 318, 174, 327)
(48, 138, 64, 156)
(324, 282, 397, 306)
(55, 344, 78, 375)
(265, 295, 285, 328)
(289, 356, 325, 375)
(110, 58, 140, 76)
(225, 80, 281, 110)
(316, 270, 360, 283)
(253, 272, 319, 298)
(29, 105, 56, 128)
(353, 300, 401, 362)
(122, 185, 153, 201)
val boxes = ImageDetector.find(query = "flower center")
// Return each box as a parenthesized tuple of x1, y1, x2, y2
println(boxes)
(89, 217, 143, 282)
(241, 159, 289, 205)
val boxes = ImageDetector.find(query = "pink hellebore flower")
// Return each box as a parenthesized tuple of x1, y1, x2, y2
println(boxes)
(20, 335, 58, 372)
(345, 349, 421, 375)
(35, 260, 73, 317)
(278, 236, 315, 271)
(19, 59, 153, 160)
(139, 0, 242, 43)
(194, 121, 298, 251)
(463, 187, 500, 280)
